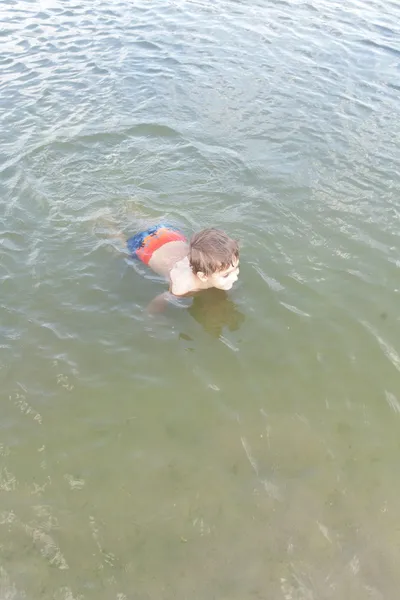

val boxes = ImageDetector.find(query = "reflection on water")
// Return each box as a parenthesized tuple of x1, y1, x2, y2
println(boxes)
(188, 288, 245, 338)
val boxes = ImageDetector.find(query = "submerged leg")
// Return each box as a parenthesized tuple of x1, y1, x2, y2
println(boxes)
(91, 209, 129, 256)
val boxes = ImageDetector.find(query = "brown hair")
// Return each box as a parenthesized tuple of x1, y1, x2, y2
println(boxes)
(189, 228, 239, 275)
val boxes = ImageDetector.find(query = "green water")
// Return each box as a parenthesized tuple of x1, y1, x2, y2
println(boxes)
(1, 0, 400, 597)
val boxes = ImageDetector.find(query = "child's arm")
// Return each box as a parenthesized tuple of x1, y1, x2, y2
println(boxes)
(147, 291, 172, 313)
(147, 285, 190, 314)
(147, 272, 192, 313)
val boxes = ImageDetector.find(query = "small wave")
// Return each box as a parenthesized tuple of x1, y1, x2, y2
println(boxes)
(252, 264, 285, 292)
(359, 38, 400, 58)
(385, 391, 400, 414)
(280, 302, 310, 318)
(361, 320, 400, 373)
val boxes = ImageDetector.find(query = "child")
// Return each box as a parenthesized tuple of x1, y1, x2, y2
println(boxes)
(96, 216, 239, 310)
(126, 224, 239, 309)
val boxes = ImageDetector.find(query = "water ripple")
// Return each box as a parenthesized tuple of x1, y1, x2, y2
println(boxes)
(1, 0, 400, 598)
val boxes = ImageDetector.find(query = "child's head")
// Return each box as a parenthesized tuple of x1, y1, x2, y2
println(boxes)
(189, 228, 239, 291)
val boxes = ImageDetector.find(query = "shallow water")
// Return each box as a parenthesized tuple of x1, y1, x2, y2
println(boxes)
(1, 0, 400, 598)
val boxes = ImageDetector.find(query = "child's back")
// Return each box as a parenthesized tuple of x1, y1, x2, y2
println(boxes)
(126, 224, 189, 279)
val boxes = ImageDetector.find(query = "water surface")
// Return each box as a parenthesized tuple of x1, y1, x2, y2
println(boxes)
(1, 0, 400, 598)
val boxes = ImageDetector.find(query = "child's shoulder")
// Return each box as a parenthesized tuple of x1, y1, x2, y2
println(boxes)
(170, 258, 195, 297)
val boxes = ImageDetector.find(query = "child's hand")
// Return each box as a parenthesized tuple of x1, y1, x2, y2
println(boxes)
(146, 292, 170, 314)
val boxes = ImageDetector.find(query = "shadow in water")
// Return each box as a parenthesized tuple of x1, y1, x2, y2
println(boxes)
(187, 288, 245, 338)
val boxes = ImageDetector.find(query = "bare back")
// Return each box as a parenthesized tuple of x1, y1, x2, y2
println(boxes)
(149, 241, 202, 297)
(148, 240, 189, 278)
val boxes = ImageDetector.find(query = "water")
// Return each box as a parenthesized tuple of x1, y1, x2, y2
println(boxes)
(1, 0, 400, 597)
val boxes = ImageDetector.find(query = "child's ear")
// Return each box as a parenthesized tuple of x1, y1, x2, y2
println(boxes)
(196, 271, 208, 282)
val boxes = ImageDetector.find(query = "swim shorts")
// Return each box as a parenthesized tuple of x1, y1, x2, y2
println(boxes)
(126, 224, 186, 265)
